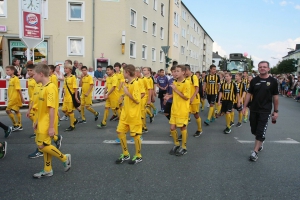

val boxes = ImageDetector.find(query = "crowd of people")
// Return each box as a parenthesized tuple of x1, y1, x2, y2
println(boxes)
(0, 59, 281, 179)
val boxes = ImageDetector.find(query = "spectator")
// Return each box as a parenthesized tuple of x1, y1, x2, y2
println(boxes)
(12, 58, 22, 78)
(54, 65, 64, 81)
(94, 66, 104, 81)
(76, 63, 83, 79)
(72, 60, 79, 75)
(88, 67, 94, 77)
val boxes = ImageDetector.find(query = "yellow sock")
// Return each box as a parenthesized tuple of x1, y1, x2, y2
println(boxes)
(41, 145, 66, 162)
(142, 111, 147, 129)
(238, 112, 243, 123)
(16, 112, 22, 126)
(43, 152, 53, 172)
(231, 111, 235, 122)
(226, 113, 231, 128)
(244, 109, 249, 118)
(8, 113, 16, 125)
(201, 99, 205, 109)
(116, 108, 121, 117)
(146, 107, 153, 117)
(150, 103, 156, 110)
(133, 135, 142, 157)
(170, 130, 180, 146)
(102, 109, 109, 125)
(81, 106, 85, 120)
(207, 107, 214, 120)
(217, 104, 222, 114)
(69, 112, 75, 127)
(181, 129, 187, 149)
(196, 117, 202, 132)
(86, 106, 97, 115)
(118, 133, 129, 156)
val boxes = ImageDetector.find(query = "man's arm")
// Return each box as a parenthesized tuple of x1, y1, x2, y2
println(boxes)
(272, 95, 279, 120)
(242, 93, 251, 115)
(86, 84, 94, 96)
(218, 92, 223, 104)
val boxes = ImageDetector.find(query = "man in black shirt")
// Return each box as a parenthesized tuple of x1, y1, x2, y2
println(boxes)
(243, 61, 279, 162)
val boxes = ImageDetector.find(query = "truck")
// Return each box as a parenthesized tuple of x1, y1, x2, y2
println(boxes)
(225, 53, 248, 79)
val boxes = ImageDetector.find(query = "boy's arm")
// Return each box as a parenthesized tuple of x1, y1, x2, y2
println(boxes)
(18, 90, 25, 103)
(123, 85, 139, 104)
(48, 107, 55, 137)
(218, 92, 223, 104)
(171, 85, 189, 101)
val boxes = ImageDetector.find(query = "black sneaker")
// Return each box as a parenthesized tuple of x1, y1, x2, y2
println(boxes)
(150, 116, 154, 123)
(29, 134, 36, 139)
(128, 156, 142, 164)
(236, 122, 242, 127)
(0, 141, 7, 159)
(175, 147, 187, 156)
(78, 120, 86, 124)
(143, 128, 148, 133)
(95, 112, 99, 121)
(65, 126, 75, 131)
(230, 122, 234, 127)
(73, 119, 78, 126)
(28, 148, 43, 159)
(4, 126, 13, 138)
(109, 115, 117, 121)
(55, 135, 63, 149)
(115, 154, 130, 164)
(249, 151, 258, 162)
(178, 135, 182, 141)
(223, 127, 231, 134)
(193, 131, 202, 137)
(169, 145, 180, 155)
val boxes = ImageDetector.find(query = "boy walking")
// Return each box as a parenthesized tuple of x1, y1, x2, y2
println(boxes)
(234, 73, 246, 127)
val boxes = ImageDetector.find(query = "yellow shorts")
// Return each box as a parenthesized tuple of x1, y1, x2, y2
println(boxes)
(62, 102, 75, 113)
(35, 132, 52, 146)
(105, 98, 119, 109)
(169, 116, 188, 127)
(6, 101, 21, 112)
(80, 96, 92, 106)
(116, 121, 143, 137)
(29, 109, 38, 122)
(190, 103, 200, 114)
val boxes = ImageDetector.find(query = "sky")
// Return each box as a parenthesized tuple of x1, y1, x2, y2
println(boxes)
(183, 0, 300, 69)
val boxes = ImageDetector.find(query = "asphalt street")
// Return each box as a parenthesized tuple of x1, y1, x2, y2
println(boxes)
(1, 96, 300, 200)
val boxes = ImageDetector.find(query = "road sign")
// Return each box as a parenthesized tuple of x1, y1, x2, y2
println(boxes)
(161, 46, 170, 55)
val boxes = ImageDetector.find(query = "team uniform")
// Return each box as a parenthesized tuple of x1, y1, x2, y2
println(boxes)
(115, 72, 125, 117)
(215, 79, 225, 117)
(204, 74, 220, 125)
(33, 81, 71, 178)
(169, 78, 190, 156)
(136, 77, 147, 132)
(116, 79, 143, 164)
(234, 81, 246, 126)
(219, 81, 239, 133)
(6, 75, 23, 129)
(27, 77, 37, 122)
(144, 76, 154, 122)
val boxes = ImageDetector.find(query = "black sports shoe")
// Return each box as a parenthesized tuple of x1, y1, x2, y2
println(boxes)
(178, 135, 182, 141)
(236, 122, 242, 127)
(115, 154, 130, 164)
(128, 156, 142, 164)
(143, 128, 148, 133)
(73, 119, 78, 126)
(95, 112, 99, 121)
(65, 126, 75, 131)
(109, 115, 117, 121)
(29, 134, 36, 138)
(78, 120, 87, 124)
(223, 127, 231, 134)
(249, 151, 258, 162)
(230, 122, 234, 127)
(175, 147, 187, 156)
(55, 135, 63, 149)
(150, 116, 154, 123)
(193, 131, 202, 137)
(4, 126, 13, 138)
(169, 145, 180, 155)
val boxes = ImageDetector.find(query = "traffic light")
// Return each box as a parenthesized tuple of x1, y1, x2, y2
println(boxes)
(165, 56, 172, 68)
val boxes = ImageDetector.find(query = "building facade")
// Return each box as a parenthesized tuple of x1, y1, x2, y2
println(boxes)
(0, 0, 212, 74)
(282, 44, 300, 75)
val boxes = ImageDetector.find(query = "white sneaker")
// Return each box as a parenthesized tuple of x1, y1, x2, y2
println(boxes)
(33, 170, 53, 178)
(249, 150, 258, 162)
(60, 116, 69, 121)
(63, 154, 71, 172)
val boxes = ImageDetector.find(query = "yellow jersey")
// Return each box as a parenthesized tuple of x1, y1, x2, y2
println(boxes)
(116, 72, 125, 95)
(32, 83, 42, 110)
(49, 74, 58, 89)
(37, 82, 59, 134)
(186, 75, 200, 104)
(27, 77, 36, 103)
(8, 75, 22, 106)
(64, 75, 78, 103)
(81, 74, 94, 98)
(171, 79, 190, 118)
(142, 76, 153, 100)
(119, 79, 142, 125)
(106, 74, 119, 100)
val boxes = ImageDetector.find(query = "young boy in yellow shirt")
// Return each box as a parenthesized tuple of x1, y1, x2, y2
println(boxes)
(115, 64, 143, 164)
(169, 65, 191, 156)
(26, 64, 37, 138)
(32, 63, 71, 178)
(78, 66, 99, 123)
(142, 67, 154, 123)
(5, 66, 25, 131)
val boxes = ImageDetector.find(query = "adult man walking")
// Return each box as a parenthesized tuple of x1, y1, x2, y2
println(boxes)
(157, 69, 168, 112)
(243, 61, 279, 162)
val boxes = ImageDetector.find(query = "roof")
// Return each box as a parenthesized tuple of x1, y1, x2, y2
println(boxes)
(212, 52, 223, 59)
(282, 48, 300, 59)
(181, 1, 214, 42)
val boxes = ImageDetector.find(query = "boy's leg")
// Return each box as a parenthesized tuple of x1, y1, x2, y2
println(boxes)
(102, 108, 109, 125)
(181, 126, 187, 149)
(15, 111, 22, 128)
(0, 122, 8, 131)
(86, 105, 97, 115)
(6, 110, 17, 126)
(81, 105, 86, 120)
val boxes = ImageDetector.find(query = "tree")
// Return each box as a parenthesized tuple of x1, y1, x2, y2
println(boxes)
(277, 59, 297, 74)
(244, 56, 254, 72)
(270, 66, 279, 74)
(219, 57, 227, 71)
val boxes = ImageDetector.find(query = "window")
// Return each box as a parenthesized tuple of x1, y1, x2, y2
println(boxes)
(68, 1, 84, 21)
(174, 0, 179, 6)
(142, 45, 147, 59)
(130, 41, 136, 58)
(182, 28, 186, 38)
(67, 37, 84, 56)
(143, 16, 148, 32)
(143, 0, 148, 4)
(160, 27, 164, 39)
(153, 0, 157, 10)
(152, 48, 156, 61)
(160, 51, 163, 62)
(182, 10, 186, 21)
(161, 3, 165, 16)
(130, 9, 137, 27)
(152, 22, 156, 36)
(181, 46, 185, 55)
(173, 32, 178, 47)
(0, 0, 7, 17)
(43, 0, 48, 19)
(174, 12, 179, 26)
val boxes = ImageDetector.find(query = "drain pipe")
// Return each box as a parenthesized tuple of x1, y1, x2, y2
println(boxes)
(92, 0, 95, 68)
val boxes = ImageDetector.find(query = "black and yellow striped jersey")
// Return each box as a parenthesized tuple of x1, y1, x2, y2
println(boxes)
(204, 74, 220, 95)
(235, 82, 246, 98)
(219, 81, 239, 102)
(242, 78, 249, 86)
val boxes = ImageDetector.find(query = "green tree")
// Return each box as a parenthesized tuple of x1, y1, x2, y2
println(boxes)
(244, 56, 254, 72)
(219, 57, 227, 71)
(270, 66, 279, 74)
(277, 59, 297, 73)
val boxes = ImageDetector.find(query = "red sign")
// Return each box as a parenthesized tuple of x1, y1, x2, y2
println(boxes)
(23, 11, 41, 39)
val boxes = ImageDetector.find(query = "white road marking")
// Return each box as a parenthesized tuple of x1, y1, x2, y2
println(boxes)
(234, 137, 300, 144)
(103, 140, 173, 144)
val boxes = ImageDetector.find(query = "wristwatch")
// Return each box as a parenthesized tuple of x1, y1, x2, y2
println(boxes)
(274, 110, 278, 113)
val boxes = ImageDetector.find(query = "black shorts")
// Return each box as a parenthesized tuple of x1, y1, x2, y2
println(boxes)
(249, 112, 270, 142)
(233, 103, 243, 111)
(158, 90, 167, 99)
(199, 91, 204, 98)
(164, 102, 172, 115)
(221, 100, 233, 113)
(207, 94, 217, 104)
(247, 102, 252, 108)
